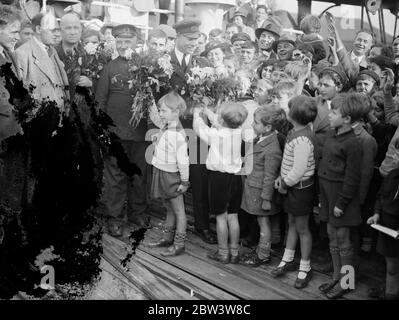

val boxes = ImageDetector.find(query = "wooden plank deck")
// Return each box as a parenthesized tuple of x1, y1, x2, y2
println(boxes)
(93, 194, 384, 300)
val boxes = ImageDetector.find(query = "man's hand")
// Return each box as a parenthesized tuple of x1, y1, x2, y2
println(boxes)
(367, 213, 380, 225)
(333, 206, 343, 218)
(77, 75, 93, 87)
(327, 36, 337, 52)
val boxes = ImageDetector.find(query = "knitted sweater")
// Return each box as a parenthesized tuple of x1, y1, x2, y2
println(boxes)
(281, 125, 315, 187)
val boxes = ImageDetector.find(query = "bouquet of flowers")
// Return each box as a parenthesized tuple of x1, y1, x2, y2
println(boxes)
(82, 41, 114, 80)
(186, 66, 241, 111)
(118, 48, 174, 128)
(186, 66, 217, 107)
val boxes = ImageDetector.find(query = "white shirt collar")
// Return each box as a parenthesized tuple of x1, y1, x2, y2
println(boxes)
(326, 100, 331, 110)
(174, 47, 190, 66)
(351, 51, 364, 65)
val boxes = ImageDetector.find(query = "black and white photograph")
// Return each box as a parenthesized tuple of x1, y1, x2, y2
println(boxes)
(0, 0, 398, 306)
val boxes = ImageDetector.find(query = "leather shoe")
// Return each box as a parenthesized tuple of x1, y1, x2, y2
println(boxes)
(271, 260, 296, 277)
(160, 244, 185, 257)
(325, 284, 352, 299)
(319, 279, 339, 294)
(128, 216, 152, 229)
(230, 254, 240, 264)
(295, 269, 313, 289)
(207, 250, 230, 264)
(107, 220, 123, 237)
(195, 229, 217, 244)
(241, 252, 270, 267)
(368, 286, 385, 299)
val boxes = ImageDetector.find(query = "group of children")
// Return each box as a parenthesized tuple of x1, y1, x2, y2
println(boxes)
(144, 72, 399, 299)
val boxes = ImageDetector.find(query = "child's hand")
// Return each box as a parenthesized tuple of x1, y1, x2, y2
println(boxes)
(367, 214, 380, 225)
(262, 200, 271, 211)
(274, 176, 281, 189)
(333, 206, 343, 218)
(177, 183, 189, 194)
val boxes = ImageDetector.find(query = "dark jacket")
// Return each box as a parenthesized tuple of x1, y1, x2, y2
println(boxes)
(352, 123, 377, 205)
(95, 56, 147, 141)
(169, 48, 210, 129)
(318, 127, 362, 210)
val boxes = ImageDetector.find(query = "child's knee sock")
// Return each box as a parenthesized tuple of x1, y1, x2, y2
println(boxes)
(174, 232, 186, 248)
(229, 245, 239, 258)
(257, 233, 271, 259)
(278, 248, 295, 267)
(218, 246, 229, 258)
(298, 259, 311, 279)
(330, 246, 341, 281)
(339, 245, 354, 286)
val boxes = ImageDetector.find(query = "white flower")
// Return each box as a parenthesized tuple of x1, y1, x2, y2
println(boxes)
(84, 42, 98, 55)
(123, 48, 134, 60)
(157, 54, 174, 77)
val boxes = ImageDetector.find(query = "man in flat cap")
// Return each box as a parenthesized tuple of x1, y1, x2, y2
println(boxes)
(96, 23, 151, 235)
(166, 18, 217, 245)
(231, 32, 251, 58)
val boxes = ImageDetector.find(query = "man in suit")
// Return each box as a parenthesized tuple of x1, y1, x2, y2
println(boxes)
(96, 24, 151, 235)
(15, 12, 69, 110)
(168, 19, 216, 244)
(331, 23, 374, 82)
(0, 4, 21, 141)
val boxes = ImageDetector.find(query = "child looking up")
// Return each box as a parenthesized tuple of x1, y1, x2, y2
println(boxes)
(193, 102, 249, 264)
(271, 95, 318, 289)
(148, 92, 190, 257)
(318, 94, 363, 299)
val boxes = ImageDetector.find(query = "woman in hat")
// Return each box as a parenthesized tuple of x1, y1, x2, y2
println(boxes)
(201, 41, 230, 77)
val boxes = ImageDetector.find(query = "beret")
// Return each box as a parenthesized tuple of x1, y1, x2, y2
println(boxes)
(357, 69, 380, 86)
(173, 19, 201, 39)
(112, 24, 137, 38)
(231, 32, 251, 44)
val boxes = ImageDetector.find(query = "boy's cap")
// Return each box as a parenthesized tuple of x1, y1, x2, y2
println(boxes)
(320, 66, 348, 85)
(357, 69, 380, 86)
(240, 40, 257, 50)
(159, 24, 177, 39)
(231, 32, 251, 44)
(272, 33, 296, 52)
(112, 24, 138, 38)
(173, 19, 201, 39)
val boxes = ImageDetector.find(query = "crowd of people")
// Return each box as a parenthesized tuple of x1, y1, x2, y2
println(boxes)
(0, 0, 398, 300)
